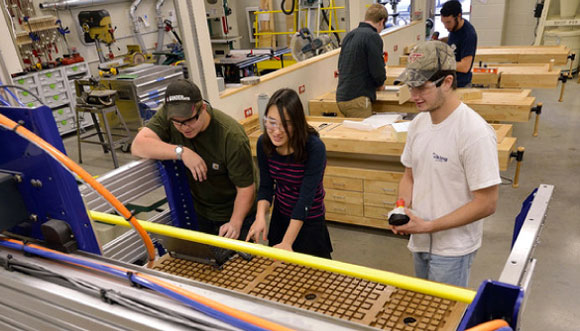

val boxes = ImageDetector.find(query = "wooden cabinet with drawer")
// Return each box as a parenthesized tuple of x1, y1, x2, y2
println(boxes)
(325, 188, 364, 217)
(324, 163, 403, 230)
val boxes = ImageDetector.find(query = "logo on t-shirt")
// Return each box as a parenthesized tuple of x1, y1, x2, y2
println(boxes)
(212, 162, 220, 170)
(449, 43, 457, 54)
(432, 152, 448, 162)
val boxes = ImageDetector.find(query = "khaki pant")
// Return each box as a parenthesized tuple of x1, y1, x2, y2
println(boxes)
(337, 96, 372, 118)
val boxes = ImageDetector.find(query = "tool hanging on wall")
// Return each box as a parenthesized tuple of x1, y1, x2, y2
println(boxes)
(55, 19, 71, 55)
(55, 19, 84, 65)
(22, 16, 43, 69)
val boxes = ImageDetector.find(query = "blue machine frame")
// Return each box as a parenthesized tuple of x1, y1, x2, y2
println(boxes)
(158, 159, 198, 230)
(0, 106, 101, 254)
(458, 185, 553, 330)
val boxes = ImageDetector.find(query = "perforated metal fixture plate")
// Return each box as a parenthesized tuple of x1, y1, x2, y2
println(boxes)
(152, 255, 466, 330)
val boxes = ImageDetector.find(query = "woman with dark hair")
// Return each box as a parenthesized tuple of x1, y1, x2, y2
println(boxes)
(245, 88, 332, 258)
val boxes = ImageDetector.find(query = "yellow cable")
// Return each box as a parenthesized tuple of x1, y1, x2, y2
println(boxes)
(89, 210, 476, 304)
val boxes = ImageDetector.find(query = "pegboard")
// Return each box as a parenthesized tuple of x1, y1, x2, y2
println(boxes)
(152, 255, 466, 330)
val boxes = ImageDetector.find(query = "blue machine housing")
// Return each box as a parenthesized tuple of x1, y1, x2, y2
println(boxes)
(0, 105, 101, 254)
(457, 280, 523, 330)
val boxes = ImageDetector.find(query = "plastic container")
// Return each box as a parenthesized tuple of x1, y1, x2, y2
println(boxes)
(544, 28, 580, 72)
(559, 0, 580, 19)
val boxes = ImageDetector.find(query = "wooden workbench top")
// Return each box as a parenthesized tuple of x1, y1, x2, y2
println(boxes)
(385, 64, 560, 89)
(475, 45, 570, 65)
(403, 45, 570, 66)
(309, 89, 535, 123)
(243, 115, 515, 171)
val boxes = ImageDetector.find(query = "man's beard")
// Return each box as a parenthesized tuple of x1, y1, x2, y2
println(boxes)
(426, 88, 446, 113)
(452, 17, 459, 32)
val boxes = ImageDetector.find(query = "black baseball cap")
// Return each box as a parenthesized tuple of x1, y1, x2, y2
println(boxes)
(165, 79, 203, 119)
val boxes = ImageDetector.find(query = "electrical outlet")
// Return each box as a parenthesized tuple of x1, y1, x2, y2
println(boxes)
(298, 85, 305, 94)
(244, 107, 253, 118)
(394, 44, 398, 52)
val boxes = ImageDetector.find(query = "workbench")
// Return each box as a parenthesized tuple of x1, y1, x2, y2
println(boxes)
(242, 116, 517, 230)
(385, 65, 561, 89)
(471, 63, 561, 88)
(309, 88, 542, 135)
(401, 45, 570, 66)
(474, 45, 570, 66)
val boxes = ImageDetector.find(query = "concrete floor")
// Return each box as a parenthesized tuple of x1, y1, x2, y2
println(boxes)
(61, 80, 580, 330)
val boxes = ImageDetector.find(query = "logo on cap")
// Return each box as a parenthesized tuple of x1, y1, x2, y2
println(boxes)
(167, 95, 191, 102)
(408, 53, 424, 63)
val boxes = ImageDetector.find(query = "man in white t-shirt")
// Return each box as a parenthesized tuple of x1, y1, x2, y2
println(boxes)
(392, 41, 500, 287)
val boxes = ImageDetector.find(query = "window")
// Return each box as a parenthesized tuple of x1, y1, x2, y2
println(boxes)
(433, 0, 471, 39)
(382, 0, 413, 28)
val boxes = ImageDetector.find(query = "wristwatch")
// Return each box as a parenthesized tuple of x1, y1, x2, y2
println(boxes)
(175, 144, 184, 161)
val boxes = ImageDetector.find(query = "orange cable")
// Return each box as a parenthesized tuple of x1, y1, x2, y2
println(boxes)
(0, 114, 156, 264)
(466, 319, 510, 331)
(0, 238, 292, 331)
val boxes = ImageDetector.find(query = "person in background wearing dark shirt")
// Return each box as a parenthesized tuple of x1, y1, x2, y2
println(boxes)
(246, 89, 332, 258)
(432, 0, 477, 87)
(336, 4, 388, 118)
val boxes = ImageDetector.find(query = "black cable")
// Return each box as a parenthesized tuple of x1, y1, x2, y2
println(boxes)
(1, 85, 45, 105)
(500, 175, 514, 185)
(426, 233, 432, 280)
(281, 0, 296, 15)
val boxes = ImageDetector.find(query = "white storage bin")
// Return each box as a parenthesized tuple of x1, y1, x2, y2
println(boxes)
(65, 62, 89, 77)
(17, 86, 41, 103)
(41, 80, 67, 95)
(45, 92, 69, 107)
(38, 68, 64, 83)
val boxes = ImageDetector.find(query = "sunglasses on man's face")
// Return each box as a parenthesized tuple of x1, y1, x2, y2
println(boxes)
(171, 105, 204, 127)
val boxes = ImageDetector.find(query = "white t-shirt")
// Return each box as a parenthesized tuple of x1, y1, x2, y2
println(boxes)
(401, 102, 501, 256)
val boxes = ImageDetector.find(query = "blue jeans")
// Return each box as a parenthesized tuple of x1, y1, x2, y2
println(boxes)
(413, 251, 477, 287)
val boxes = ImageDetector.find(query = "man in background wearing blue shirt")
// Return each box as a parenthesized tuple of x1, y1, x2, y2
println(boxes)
(433, 0, 477, 87)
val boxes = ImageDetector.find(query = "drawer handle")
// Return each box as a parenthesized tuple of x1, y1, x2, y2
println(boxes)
(334, 195, 346, 200)
(334, 182, 346, 187)
(332, 207, 346, 212)
(382, 187, 396, 193)
(382, 201, 393, 205)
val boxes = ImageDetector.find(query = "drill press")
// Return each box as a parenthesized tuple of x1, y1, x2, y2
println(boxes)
(78, 10, 116, 64)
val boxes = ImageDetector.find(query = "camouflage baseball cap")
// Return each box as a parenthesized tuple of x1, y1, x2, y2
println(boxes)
(395, 41, 456, 87)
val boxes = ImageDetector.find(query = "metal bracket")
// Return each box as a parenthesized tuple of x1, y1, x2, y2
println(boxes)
(558, 73, 568, 83)
(510, 148, 525, 162)
(499, 184, 554, 286)
(530, 103, 542, 115)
